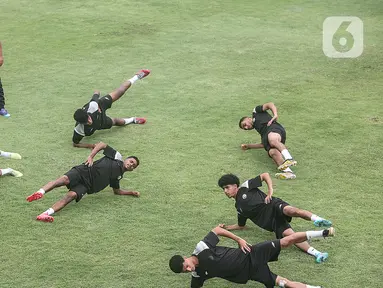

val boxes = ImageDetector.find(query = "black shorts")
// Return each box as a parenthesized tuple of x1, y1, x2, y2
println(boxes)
(64, 168, 90, 202)
(261, 123, 286, 152)
(250, 240, 281, 288)
(99, 95, 113, 130)
(272, 198, 292, 238)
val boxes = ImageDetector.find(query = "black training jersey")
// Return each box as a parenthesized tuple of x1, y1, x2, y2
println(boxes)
(72, 94, 102, 144)
(235, 176, 276, 232)
(190, 231, 251, 287)
(72, 145, 125, 193)
(252, 105, 282, 137)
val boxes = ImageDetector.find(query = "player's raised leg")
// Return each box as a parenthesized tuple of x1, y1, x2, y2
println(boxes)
(282, 228, 328, 263)
(36, 191, 77, 223)
(109, 69, 151, 102)
(26, 175, 70, 202)
(280, 227, 334, 248)
(282, 206, 332, 227)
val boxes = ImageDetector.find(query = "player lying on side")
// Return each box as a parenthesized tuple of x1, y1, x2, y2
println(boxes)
(169, 225, 334, 287)
(72, 69, 150, 149)
(26, 142, 140, 222)
(218, 173, 333, 263)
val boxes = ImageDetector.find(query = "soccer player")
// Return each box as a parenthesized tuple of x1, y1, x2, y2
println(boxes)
(72, 69, 150, 149)
(0, 149, 22, 177)
(239, 102, 296, 180)
(218, 173, 332, 263)
(26, 142, 140, 222)
(169, 225, 334, 288)
(0, 41, 11, 117)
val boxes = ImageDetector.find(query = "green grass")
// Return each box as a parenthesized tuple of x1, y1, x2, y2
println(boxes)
(0, 0, 382, 287)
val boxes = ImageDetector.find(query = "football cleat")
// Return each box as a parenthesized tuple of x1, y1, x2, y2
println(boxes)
(26, 192, 44, 202)
(36, 213, 54, 223)
(10, 169, 23, 177)
(136, 69, 150, 79)
(134, 117, 146, 124)
(10, 152, 22, 160)
(314, 219, 332, 227)
(277, 159, 297, 171)
(275, 172, 296, 180)
(0, 108, 10, 118)
(315, 252, 329, 263)
(322, 227, 335, 238)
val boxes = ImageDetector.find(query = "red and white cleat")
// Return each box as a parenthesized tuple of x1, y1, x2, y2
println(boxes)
(134, 117, 146, 124)
(26, 192, 43, 202)
(135, 69, 150, 79)
(36, 213, 54, 223)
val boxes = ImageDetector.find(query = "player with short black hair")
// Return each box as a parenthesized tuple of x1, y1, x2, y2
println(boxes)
(169, 225, 334, 287)
(218, 172, 333, 263)
(239, 102, 297, 180)
(26, 142, 140, 222)
(72, 69, 150, 149)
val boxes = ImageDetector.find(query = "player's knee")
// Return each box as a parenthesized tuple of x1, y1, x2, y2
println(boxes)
(268, 148, 278, 157)
(66, 191, 77, 201)
(60, 175, 70, 185)
(282, 205, 295, 215)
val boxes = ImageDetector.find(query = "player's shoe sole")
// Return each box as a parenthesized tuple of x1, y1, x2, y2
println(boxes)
(10, 153, 22, 160)
(36, 213, 54, 223)
(275, 172, 296, 180)
(322, 227, 335, 238)
(314, 219, 332, 227)
(10, 169, 23, 177)
(315, 252, 329, 263)
(136, 69, 150, 79)
(278, 159, 297, 171)
(26, 192, 43, 202)
(134, 117, 146, 124)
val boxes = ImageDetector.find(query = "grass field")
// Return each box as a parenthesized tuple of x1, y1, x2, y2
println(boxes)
(0, 0, 382, 287)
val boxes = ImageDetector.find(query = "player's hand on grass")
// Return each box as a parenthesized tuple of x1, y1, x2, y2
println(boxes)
(132, 191, 140, 197)
(237, 238, 251, 254)
(85, 156, 94, 167)
(218, 223, 226, 229)
(241, 144, 248, 150)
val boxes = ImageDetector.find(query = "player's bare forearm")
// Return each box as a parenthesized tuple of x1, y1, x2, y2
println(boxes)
(212, 226, 244, 243)
(113, 188, 140, 197)
(260, 172, 274, 197)
(242, 143, 264, 150)
(223, 224, 246, 231)
(88, 142, 107, 158)
(73, 142, 96, 149)
(263, 102, 278, 116)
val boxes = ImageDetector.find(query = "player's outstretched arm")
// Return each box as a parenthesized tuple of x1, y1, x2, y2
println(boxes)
(241, 143, 264, 150)
(212, 226, 251, 254)
(219, 223, 247, 231)
(73, 142, 96, 149)
(113, 188, 140, 197)
(85, 142, 107, 166)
